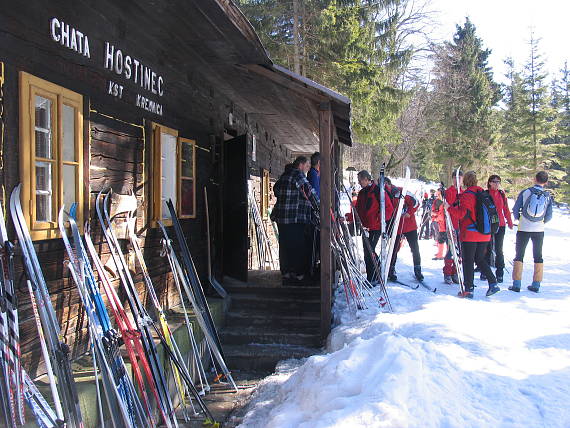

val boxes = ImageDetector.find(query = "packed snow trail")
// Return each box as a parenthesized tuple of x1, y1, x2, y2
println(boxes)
(237, 206, 570, 428)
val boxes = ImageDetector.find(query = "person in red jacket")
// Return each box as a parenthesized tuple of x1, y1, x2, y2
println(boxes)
(445, 171, 499, 298)
(481, 174, 513, 283)
(443, 169, 463, 283)
(355, 170, 394, 282)
(384, 178, 424, 281)
(431, 189, 447, 260)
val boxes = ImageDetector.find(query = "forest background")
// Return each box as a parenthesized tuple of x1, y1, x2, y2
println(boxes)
(237, 0, 570, 201)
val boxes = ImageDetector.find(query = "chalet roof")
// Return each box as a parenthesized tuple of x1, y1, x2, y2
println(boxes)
(192, 0, 353, 151)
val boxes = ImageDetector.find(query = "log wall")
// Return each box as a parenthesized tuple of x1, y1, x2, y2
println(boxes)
(0, 0, 295, 378)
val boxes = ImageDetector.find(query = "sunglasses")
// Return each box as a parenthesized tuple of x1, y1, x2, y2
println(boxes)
(490, 180, 501, 183)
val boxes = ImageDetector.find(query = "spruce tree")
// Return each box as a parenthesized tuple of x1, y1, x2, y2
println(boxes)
(556, 61, 570, 201)
(417, 18, 500, 182)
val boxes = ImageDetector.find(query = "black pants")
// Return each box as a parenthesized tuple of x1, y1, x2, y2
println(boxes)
(485, 226, 506, 272)
(363, 230, 381, 282)
(514, 231, 544, 263)
(391, 229, 421, 270)
(462, 241, 497, 290)
(278, 223, 310, 275)
(419, 213, 430, 239)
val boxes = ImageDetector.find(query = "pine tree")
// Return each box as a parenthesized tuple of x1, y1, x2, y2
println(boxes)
(556, 61, 570, 201)
(415, 18, 500, 183)
(237, 0, 415, 151)
(500, 34, 559, 195)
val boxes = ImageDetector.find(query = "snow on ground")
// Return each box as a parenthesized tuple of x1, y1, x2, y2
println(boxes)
(238, 197, 570, 427)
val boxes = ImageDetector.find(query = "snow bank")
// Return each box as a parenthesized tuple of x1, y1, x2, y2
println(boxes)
(238, 205, 570, 428)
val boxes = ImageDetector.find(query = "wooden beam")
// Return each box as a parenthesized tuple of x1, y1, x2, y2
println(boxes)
(319, 102, 333, 341)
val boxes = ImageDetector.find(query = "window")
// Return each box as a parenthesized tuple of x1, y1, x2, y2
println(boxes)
(152, 123, 196, 223)
(20, 72, 84, 240)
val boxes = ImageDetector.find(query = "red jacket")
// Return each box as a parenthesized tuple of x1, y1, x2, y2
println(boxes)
(488, 189, 513, 228)
(445, 185, 463, 229)
(431, 198, 446, 232)
(448, 185, 491, 242)
(395, 193, 418, 234)
(356, 183, 394, 231)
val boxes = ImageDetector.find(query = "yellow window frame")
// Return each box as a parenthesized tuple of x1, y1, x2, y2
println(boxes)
(152, 124, 197, 224)
(19, 72, 84, 240)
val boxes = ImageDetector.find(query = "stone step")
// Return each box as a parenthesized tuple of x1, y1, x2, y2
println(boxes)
(220, 327, 321, 347)
(225, 310, 320, 330)
(224, 343, 321, 372)
(228, 293, 320, 314)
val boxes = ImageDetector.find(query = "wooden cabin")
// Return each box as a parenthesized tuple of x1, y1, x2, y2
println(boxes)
(0, 0, 352, 403)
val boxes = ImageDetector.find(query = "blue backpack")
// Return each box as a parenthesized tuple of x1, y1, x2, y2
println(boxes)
(522, 187, 550, 222)
(465, 190, 500, 235)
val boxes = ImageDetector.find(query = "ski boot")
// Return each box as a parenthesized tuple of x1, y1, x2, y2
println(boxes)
(486, 283, 500, 297)
(509, 261, 523, 292)
(451, 274, 460, 284)
(458, 288, 474, 299)
(527, 263, 543, 293)
(509, 280, 521, 292)
(432, 243, 445, 260)
(495, 268, 504, 283)
(444, 275, 453, 284)
(414, 265, 424, 281)
(527, 282, 540, 293)
(480, 273, 487, 281)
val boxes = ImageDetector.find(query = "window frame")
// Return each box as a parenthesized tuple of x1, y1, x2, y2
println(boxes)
(19, 72, 84, 240)
(151, 123, 197, 225)
(178, 137, 196, 219)
(260, 168, 270, 219)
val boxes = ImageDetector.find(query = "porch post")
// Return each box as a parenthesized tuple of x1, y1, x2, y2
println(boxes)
(319, 102, 333, 340)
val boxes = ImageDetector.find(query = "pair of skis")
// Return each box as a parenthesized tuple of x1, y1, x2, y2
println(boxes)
(163, 199, 237, 392)
(339, 184, 392, 311)
(0, 200, 27, 428)
(10, 184, 83, 428)
(59, 205, 148, 427)
(247, 185, 276, 271)
(439, 167, 465, 294)
(381, 167, 411, 290)
(96, 190, 214, 425)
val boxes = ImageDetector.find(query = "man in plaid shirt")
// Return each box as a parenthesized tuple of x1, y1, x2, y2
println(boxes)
(271, 156, 319, 282)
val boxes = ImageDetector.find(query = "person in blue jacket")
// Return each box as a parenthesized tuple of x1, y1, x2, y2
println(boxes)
(307, 152, 320, 198)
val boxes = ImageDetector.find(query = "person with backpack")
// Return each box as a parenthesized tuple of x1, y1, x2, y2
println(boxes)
(509, 171, 553, 293)
(431, 189, 447, 260)
(444, 171, 500, 298)
(481, 175, 513, 283)
(384, 178, 424, 282)
(355, 170, 394, 282)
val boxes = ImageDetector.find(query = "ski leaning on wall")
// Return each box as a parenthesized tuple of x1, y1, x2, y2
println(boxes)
(10, 184, 83, 428)
(164, 199, 238, 392)
(96, 190, 214, 425)
(59, 204, 148, 427)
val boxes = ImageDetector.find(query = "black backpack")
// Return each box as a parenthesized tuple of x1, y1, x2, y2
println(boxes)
(465, 190, 500, 235)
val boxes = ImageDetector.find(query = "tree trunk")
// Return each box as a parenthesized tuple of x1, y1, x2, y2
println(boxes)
(293, 0, 301, 75)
